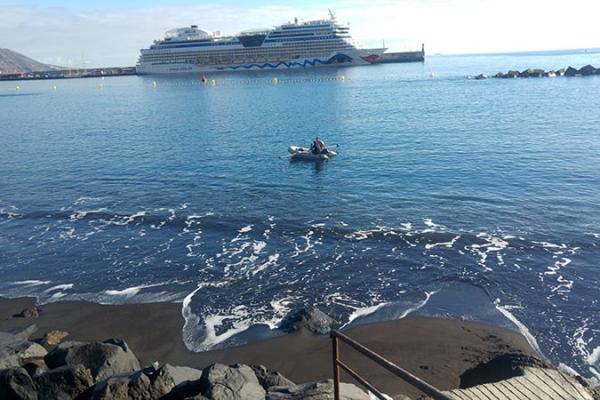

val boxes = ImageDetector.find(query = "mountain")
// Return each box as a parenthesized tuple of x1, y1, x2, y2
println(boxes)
(0, 48, 60, 74)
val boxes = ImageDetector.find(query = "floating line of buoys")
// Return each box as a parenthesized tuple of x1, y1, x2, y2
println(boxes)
(144, 76, 348, 88)
(0, 75, 349, 92)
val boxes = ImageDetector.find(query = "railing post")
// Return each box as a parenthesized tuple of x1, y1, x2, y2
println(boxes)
(332, 333, 340, 400)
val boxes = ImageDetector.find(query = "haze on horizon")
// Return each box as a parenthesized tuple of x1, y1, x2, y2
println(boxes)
(1, 0, 599, 67)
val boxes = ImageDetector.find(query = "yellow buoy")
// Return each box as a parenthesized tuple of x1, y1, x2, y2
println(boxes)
(272, 77, 278, 84)
(15, 86, 20, 90)
(52, 85, 57, 91)
(152, 81, 157, 88)
(211, 79, 216, 86)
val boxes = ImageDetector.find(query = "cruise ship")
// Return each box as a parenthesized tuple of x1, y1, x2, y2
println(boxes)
(136, 11, 386, 74)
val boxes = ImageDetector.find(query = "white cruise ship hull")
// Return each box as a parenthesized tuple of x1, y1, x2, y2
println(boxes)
(136, 48, 385, 75)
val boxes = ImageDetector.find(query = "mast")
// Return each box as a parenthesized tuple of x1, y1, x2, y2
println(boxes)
(328, 9, 336, 21)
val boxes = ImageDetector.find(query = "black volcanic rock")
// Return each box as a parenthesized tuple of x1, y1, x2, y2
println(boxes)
(564, 66, 579, 76)
(199, 363, 265, 400)
(579, 64, 597, 76)
(90, 365, 181, 400)
(280, 306, 336, 334)
(34, 364, 94, 400)
(15, 307, 39, 319)
(459, 352, 550, 389)
(0, 367, 38, 400)
(251, 365, 294, 390)
(0, 332, 47, 369)
(44, 340, 140, 382)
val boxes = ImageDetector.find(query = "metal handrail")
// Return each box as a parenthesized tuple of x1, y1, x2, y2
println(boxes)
(330, 330, 453, 400)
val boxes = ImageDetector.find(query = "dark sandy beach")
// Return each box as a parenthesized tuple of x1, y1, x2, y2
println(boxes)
(0, 297, 540, 398)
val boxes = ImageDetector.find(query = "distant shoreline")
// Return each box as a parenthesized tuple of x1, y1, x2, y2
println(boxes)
(0, 296, 541, 398)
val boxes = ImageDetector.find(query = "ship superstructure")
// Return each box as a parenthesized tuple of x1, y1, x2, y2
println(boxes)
(136, 12, 385, 74)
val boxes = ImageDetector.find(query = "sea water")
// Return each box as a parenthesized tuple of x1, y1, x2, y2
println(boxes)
(1, 49, 600, 380)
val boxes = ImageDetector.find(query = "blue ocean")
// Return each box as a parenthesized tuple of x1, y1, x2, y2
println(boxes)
(1, 49, 599, 380)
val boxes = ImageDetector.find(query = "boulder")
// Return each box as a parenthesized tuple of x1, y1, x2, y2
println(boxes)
(528, 68, 545, 77)
(103, 338, 130, 353)
(564, 66, 579, 77)
(474, 74, 488, 80)
(459, 352, 550, 388)
(556, 68, 566, 76)
(494, 72, 506, 78)
(0, 367, 38, 400)
(22, 358, 48, 379)
(281, 306, 336, 334)
(91, 365, 179, 400)
(0, 333, 48, 369)
(579, 64, 596, 76)
(41, 330, 69, 347)
(520, 69, 530, 78)
(199, 363, 265, 400)
(44, 339, 140, 382)
(20, 354, 48, 379)
(15, 307, 39, 319)
(267, 380, 370, 400)
(507, 70, 520, 78)
(34, 364, 94, 400)
(251, 365, 294, 390)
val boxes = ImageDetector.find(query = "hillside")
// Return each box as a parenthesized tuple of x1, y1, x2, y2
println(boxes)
(0, 48, 59, 74)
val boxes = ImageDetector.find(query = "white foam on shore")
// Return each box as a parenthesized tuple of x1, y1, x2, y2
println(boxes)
(572, 321, 600, 381)
(344, 303, 390, 326)
(181, 285, 204, 351)
(588, 346, 600, 366)
(558, 363, 581, 377)
(494, 300, 541, 353)
(104, 282, 166, 297)
(43, 284, 74, 293)
(202, 313, 251, 348)
(341, 291, 436, 329)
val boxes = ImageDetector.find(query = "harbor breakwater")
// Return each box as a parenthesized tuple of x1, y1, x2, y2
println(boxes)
(472, 64, 600, 80)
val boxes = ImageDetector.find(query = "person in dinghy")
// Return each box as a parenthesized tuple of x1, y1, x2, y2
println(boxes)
(311, 136, 330, 155)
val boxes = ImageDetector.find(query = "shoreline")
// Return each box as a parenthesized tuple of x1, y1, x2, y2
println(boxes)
(0, 296, 542, 398)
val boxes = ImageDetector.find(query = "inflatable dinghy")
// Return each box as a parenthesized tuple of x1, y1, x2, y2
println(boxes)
(288, 146, 337, 161)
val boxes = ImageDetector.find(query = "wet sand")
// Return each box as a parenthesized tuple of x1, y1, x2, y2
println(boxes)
(0, 296, 539, 398)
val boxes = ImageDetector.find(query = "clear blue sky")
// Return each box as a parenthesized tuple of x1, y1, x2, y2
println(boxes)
(1, 0, 598, 67)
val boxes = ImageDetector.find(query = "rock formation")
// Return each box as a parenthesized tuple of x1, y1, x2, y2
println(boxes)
(0, 330, 369, 399)
(280, 306, 336, 334)
(491, 65, 598, 80)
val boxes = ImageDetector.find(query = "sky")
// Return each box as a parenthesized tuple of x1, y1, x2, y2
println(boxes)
(1, 0, 599, 67)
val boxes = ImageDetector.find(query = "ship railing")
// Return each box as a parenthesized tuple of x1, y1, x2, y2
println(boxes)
(330, 330, 453, 400)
